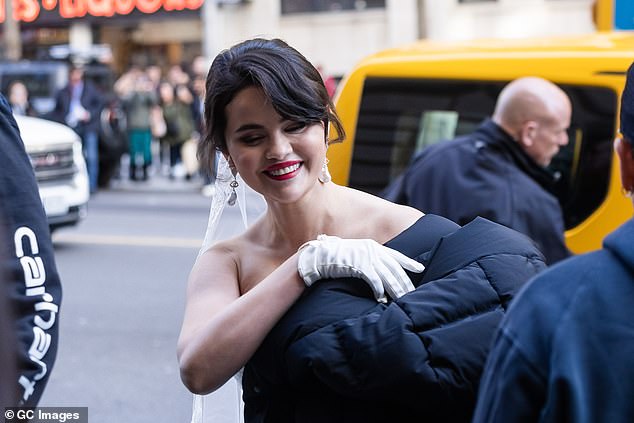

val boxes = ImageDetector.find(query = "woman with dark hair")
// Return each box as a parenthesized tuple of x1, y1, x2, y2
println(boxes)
(177, 38, 545, 423)
(197, 38, 345, 169)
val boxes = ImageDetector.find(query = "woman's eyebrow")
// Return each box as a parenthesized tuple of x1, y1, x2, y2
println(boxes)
(235, 116, 288, 133)
(235, 123, 264, 133)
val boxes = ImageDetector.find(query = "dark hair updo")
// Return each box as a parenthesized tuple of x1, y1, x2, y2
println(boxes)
(198, 38, 345, 175)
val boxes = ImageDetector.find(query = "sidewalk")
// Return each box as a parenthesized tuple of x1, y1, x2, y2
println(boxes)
(102, 150, 211, 195)
(103, 167, 206, 195)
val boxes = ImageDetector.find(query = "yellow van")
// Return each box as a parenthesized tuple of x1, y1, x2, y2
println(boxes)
(330, 31, 634, 254)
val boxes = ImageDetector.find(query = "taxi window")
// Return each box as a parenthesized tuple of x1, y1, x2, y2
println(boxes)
(351, 77, 616, 229)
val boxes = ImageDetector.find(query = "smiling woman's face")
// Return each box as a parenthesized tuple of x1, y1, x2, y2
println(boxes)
(224, 86, 326, 203)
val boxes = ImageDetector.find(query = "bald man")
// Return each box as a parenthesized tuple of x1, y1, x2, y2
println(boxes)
(384, 77, 571, 264)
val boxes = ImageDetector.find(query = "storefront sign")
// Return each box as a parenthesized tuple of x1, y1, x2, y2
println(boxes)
(0, 0, 203, 22)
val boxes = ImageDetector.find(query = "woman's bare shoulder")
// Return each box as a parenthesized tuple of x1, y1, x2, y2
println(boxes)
(345, 186, 422, 217)
(339, 186, 424, 241)
(191, 235, 247, 285)
(197, 233, 250, 268)
(194, 227, 277, 294)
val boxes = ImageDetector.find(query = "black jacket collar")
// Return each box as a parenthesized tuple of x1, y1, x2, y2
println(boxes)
(475, 119, 559, 193)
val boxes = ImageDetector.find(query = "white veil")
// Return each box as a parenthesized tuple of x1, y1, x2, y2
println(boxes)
(197, 154, 266, 258)
(190, 153, 267, 423)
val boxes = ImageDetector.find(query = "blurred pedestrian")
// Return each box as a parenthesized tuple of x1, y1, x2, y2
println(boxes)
(0, 93, 62, 406)
(158, 81, 195, 180)
(118, 69, 158, 181)
(317, 64, 337, 98)
(191, 55, 209, 80)
(167, 64, 190, 88)
(7, 81, 36, 117)
(146, 64, 163, 92)
(51, 62, 104, 193)
(472, 62, 634, 423)
(384, 76, 572, 264)
(191, 74, 215, 196)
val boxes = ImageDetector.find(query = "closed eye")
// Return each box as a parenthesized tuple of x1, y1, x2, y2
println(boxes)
(285, 122, 308, 133)
(238, 133, 265, 145)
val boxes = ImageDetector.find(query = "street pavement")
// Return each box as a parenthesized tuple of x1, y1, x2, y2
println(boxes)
(106, 168, 208, 195)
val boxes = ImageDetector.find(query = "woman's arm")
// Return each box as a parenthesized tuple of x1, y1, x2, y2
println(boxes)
(177, 219, 426, 395)
(177, 245, 305, 394)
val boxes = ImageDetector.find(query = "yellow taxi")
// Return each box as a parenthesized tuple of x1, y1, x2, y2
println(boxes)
(330, 31, 634, 254)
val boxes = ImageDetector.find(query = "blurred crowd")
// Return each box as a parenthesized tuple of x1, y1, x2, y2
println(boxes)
(3, 56, 216, 196)
(112, 58, 211, 190)
(2, 56, 339, 197)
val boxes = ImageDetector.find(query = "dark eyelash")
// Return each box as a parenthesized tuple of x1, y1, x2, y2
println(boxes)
(241, 135, 263, 144)
(287, 122, 307, 131)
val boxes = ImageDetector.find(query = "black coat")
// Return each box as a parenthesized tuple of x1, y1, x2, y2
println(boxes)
(0, 94, 62, 406)
(242, 214, 546, 423)
(383, 119, 570, 265)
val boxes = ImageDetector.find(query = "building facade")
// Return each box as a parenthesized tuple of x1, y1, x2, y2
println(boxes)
(1, 0, 597, 77)
(204, 0, 596, 78)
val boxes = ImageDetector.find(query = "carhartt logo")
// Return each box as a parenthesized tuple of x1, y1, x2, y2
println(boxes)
(13, 227, 58, 404)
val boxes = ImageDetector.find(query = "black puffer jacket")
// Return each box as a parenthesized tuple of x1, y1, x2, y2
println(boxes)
(243, 215, 546, 423)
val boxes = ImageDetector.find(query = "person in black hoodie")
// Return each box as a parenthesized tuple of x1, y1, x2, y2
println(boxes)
(0, 228, 18, 408)
(0, 93, 62, 406)
(384, 77, 572, 265)
(177, 38, 546, 423)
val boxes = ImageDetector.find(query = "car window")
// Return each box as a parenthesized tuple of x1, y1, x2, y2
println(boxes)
(350, 77, 616, 230)
(1, 72, 52, 98)
(0, 62, 68, 115)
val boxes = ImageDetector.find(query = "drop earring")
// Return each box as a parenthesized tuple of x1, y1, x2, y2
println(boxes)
(227, 175, 239, 206)
(318, 158, 331, 184)
(227, 158, 239, 206)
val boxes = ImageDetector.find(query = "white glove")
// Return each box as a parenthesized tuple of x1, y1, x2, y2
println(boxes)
(297, 234, 425, 303)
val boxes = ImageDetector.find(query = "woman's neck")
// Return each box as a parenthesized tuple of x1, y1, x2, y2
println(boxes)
(261, 183, 343, 251)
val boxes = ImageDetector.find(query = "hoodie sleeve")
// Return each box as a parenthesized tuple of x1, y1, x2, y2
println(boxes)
(0, 94, 63, 406)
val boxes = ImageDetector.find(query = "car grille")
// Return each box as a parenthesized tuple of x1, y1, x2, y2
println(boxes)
(29, 148, 76, 183)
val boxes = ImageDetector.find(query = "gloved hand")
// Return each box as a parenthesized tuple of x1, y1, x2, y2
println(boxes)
(297, 234, 425, 303)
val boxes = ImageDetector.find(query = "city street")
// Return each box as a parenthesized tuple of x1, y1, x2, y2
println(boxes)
(37, 176, 246, 422)
(2, 0, 631, 421)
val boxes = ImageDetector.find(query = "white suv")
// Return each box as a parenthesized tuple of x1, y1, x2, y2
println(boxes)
(15, 114, 90, 231)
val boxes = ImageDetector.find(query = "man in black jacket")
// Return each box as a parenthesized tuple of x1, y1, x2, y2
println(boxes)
(0, 93, 62, 406)
(51, 63, 103, 193)
(384, 77, 571, 265)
